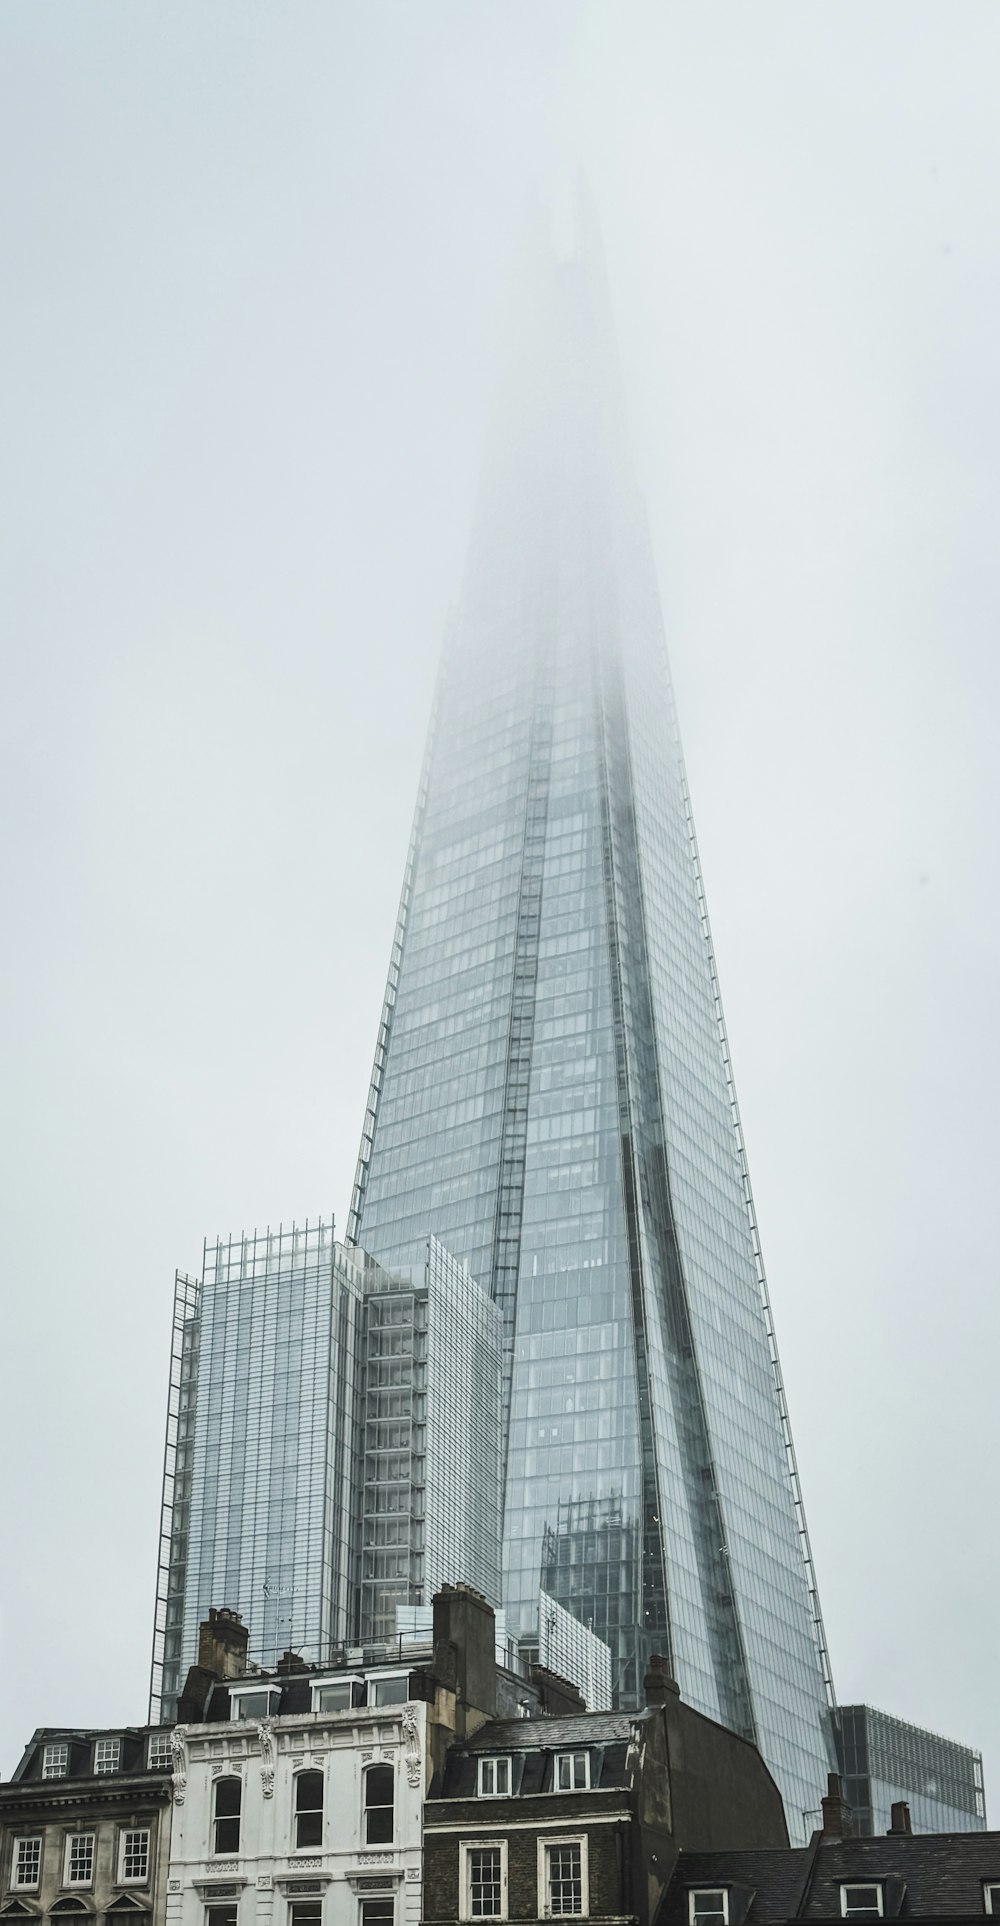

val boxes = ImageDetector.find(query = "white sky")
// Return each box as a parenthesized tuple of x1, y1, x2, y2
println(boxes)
(2, 2, 999, 1806)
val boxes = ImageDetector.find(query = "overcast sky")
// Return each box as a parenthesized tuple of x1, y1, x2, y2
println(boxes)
(2, 2, 999, 1804)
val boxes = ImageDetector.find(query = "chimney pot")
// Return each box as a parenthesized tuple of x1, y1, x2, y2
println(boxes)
(888, 1802, 912, 1835)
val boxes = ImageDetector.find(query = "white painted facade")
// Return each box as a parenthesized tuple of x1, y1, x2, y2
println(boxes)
(165, 1703, 426, 1926)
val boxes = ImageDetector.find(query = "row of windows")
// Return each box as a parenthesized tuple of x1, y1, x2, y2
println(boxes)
(208, 1904, 391, 1926)
(461, 1837, 586, 1920)
(476, 1752, 590, 1796)
(11, 1831, 150, 1891)
(690, 1885, 1000, 1923)
(211, 1764, 395, 1855)
(228, 1674, 410, 1721)
(40, 1736, 171, 1780)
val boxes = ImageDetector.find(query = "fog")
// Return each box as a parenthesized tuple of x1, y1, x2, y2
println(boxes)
(2, 3, 999, 1803)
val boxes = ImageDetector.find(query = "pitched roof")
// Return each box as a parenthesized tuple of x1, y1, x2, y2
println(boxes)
(462, 1710, 640, 1751)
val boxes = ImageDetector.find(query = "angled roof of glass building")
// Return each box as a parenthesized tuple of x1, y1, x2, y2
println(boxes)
(350, 198, 836, 1829)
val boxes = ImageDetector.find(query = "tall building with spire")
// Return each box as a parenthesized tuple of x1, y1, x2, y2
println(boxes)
(349, 203, 836, 1825)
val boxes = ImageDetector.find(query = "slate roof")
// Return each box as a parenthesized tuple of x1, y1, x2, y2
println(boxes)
(659, 1835, 1000, 1925)
(462, 1711, 640, 1751)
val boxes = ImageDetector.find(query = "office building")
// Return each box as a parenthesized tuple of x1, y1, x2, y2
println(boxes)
(834, 1705, 986, 1836)
(150, 1224, 501, 1721)
(349, 202, 835, 1822)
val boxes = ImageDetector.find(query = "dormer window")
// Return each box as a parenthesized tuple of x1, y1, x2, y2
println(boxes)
(689, 1892, 729, 1925)
(478, 1756, 512, 1797)
(840, 1887, 883, 1919)
(311, 1676, 363, 1713)
(42, 1743, 69, 1779)
(94, 1738, 120, 1774)
(369, 1673, 409, 1707)
(229, 1685, 281, 1721)
(555, 1752, 590, 1792)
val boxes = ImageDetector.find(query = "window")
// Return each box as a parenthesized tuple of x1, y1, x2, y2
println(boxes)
(840, 1888, 883, 1919)
(13, 1838, 42, 1890)
(689, 1894, 729, 1926)
(147, 1732, 173, 1770)
(478, 1757, 511, 1797)
(290, 1908, 322, 1926)
(95, 1739, 121, 1775)
(43, 1744, 69, 1779)
(65, 1836, 95, 1887)
(984, 1887, 1000, 1915)
(311, 1679, 362, 1713)
(461, 1843, 507, 1922)
(361, 1904, 394, 1926)
(229, 1688, 280, 1721)
(555, 1753, 589, 1792)
(540, 1840, 586, 1919)
(363, 1765, 394, 1845)
(295, 1772, 324, 1849)
(369, 1676, 408, 1708)
(119, 1830, 150, 1884)
(214, 1778, 242, 1855)
(207, 1908, 238, 1926)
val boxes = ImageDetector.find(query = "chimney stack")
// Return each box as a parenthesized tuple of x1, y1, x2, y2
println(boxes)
(821, 1772, 853, 1838)
(644, 1653, 681, 1707)
(887, 1802, 913, 1835)
(197, 1607, 249, 1680)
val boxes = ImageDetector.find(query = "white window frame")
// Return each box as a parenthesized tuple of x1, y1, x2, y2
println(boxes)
(229, 1685, 281, 1721)
(367, 1672, 410, 1708)
(43, 1743, 69, 1780)
(840, 1887, 884, 1919)
(554, 1752, 590, 1792)
(310, 1675, 363, 1714)
(460, 1839, 508, 1923)
(95, 1738, 121, 1775)
(688, 1893, 729, 1926)
(983, 1887, 1000, 1915)
(12, 1836, 43, 1890)
(147, 1732, 173, 1770)
(538, 1835, 588, 1920)
(477, 1756, 512, 1797)
(118, 1828, 151, 1885)
(64, 1833, 96, 1888)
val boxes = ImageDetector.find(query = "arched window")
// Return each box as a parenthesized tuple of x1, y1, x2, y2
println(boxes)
(213, 1777, 242, 1855)
(363, 1764, 394, 1845)
(294, 1771, 324, 1849)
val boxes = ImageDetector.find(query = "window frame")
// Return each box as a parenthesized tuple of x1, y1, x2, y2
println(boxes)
(64, 1833, 96, 1889)
(554, 1752, 590, 1793)
(360, 1901, 395, 1926)
(839, 1886, 884, 1919)
(367, 1673, 410, 1709)
(459, 1839, 508, 1923)
(310, 1676, 363, 1715)
(984, 1888, 1000, 1916)
(538, 1835, 588, 1920)
(362, 1763, 395, 1846)
(213, 1776, 243, 1856)
(43, 1743, 70, 1780)
(477, 1757, 512, 1798)
(94, 1738, 121, 1776)
(118, 1828, 151, 1885)
(688, 1893, 729, 1926)
(12, 1836, 43, 1890)
(229, 1686, 281, 1722)
(293, 1770, 325, 1851)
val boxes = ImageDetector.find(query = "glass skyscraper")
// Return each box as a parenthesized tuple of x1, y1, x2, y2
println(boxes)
(834, 1706, 986, 1836)
(149, 1223, 500, 1721)
(349, 206, 836, 1824)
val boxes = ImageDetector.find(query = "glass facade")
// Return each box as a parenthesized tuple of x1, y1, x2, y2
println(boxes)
(350, 208, 835, 1825)
(150, 1224, 499, 1720)
(834, 1705, 986, 1835)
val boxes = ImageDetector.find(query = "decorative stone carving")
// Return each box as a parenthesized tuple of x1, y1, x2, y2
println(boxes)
(170, 1730, 187, 1805)
(256, 1719, 276, 1799)
(401, 1704, 421, 1788)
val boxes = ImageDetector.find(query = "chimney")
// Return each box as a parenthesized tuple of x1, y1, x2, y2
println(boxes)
(644, 1653, 681, 1707)
(887, 1802, 912, 1835)
(432, 1584, 496, 1725)
(821, 1772, 853, 1839)
(197, 1607, 250, 1680)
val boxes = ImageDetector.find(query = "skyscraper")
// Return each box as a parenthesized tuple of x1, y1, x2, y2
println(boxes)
(349, 205, 836, 1823)
(149, 1222, 501, 1721)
